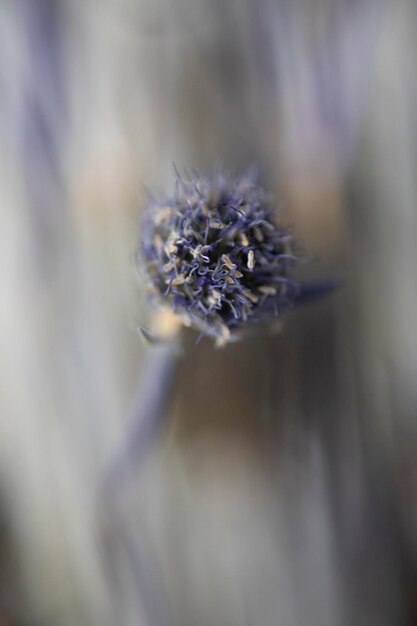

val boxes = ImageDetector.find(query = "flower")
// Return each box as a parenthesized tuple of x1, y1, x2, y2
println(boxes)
(139, 167, 300, 345)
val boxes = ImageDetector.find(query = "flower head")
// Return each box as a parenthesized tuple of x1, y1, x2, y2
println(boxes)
(140, 168, 300, 345)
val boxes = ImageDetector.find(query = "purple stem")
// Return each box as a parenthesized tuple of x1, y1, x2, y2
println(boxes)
(101, 343, 180, 626)
(295, 278, 342, 306)
(103, 341, 180, 498)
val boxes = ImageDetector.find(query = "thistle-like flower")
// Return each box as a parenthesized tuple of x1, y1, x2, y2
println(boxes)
(140, 168, 300, 345)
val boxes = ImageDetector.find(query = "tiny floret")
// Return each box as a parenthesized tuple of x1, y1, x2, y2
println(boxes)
(140, 168, 300, 344)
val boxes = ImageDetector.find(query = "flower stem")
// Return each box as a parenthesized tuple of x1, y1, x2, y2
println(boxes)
(103, 340, 181, 497)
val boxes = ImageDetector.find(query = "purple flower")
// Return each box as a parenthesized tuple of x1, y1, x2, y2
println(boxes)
(140, 168, 300, 344)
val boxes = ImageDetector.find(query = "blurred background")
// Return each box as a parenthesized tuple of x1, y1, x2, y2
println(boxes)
(0, 0, 417, 624)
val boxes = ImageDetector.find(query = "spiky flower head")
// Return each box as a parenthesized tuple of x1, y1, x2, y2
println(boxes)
(140, 168, 300, 345)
